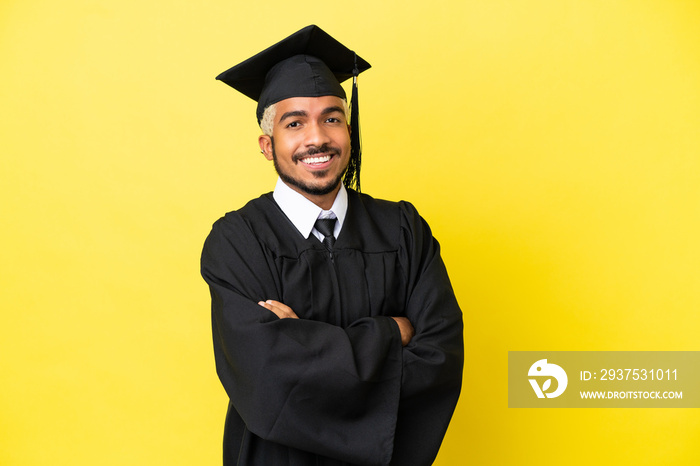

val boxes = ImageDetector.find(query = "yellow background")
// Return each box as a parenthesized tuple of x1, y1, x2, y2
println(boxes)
(2, 1, 699, 464)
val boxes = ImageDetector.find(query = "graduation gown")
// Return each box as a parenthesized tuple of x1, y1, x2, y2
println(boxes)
(201, 189, 463, 466)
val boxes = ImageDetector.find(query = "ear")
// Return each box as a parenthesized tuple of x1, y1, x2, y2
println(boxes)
(258, 135, 273, 161)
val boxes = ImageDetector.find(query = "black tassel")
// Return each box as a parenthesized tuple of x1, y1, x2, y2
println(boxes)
(344, 53, 362, 192)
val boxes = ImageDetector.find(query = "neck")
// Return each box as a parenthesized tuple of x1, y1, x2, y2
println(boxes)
(292, 184, 340, 210)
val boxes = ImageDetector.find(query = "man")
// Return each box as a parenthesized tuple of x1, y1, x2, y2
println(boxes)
(201, 25, 463, 466)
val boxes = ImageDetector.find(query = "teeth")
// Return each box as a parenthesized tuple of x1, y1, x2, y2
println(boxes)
(302, 155, 331, 164)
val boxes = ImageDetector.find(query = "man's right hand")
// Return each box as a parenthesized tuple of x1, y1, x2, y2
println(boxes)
(391, 317, 415, 347)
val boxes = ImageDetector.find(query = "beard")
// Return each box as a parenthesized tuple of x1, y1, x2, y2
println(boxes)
(271, 138, 348, 196)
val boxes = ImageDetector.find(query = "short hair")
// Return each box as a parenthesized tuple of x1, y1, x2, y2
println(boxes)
(260, 99, 349, 136)
(260, 103, 277, 136)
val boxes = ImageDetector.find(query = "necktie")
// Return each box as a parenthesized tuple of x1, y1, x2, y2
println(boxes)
(314, 218, 337, 251)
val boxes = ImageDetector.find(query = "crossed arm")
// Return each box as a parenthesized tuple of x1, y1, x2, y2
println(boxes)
(258, 299, 416, 346)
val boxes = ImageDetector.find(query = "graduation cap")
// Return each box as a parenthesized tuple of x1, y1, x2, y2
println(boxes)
(216, 25, 371, 191)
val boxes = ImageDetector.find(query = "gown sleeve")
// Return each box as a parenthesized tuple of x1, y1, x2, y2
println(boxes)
(201, 213, 403, 466)
(389, 202, 464, 466)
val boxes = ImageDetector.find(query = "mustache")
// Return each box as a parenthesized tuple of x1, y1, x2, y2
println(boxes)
(292, 144, 340, 163)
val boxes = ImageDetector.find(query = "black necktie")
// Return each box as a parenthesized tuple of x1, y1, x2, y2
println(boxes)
(314, 218, 337, 251)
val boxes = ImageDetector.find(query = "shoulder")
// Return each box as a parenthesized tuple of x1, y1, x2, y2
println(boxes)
(341, 190, 434, 255)
(206, 192, 312, 260)
(207, 193, 280, 236)
(219, 192, 276, 224)
(204, 193, 275, 252)
(348, 189, 426, 231)
(348, 189, 415, 216)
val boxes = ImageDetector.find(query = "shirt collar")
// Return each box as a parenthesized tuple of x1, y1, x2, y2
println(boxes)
(273, 177, 347, 239)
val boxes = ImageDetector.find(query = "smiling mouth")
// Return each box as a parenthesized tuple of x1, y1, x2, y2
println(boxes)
(300, 154, 332, 166)
(293, 144, 340, 166)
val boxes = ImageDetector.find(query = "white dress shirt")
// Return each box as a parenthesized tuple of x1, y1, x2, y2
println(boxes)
(272, 177, 348, 243)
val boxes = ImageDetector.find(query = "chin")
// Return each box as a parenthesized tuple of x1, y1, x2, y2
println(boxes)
(279, 172, 343, 197)
(273, 149, 348, 197)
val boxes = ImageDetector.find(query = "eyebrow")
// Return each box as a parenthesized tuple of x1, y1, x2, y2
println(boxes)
(278, 106, 346, 123)
(321, 106, 345, 116)
(278, 110, 307, 123)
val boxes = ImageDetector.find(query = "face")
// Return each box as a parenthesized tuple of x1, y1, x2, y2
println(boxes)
(259, 96, 351, 201)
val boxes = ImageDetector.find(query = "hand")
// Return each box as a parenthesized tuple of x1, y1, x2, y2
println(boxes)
(391, 317, 415, 347)
(258, 300, 299, 319)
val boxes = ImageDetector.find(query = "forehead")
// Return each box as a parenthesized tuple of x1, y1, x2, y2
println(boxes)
(275, 95, 345, 117)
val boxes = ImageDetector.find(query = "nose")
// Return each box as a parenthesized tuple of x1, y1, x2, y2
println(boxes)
(304, 121, 331, 148)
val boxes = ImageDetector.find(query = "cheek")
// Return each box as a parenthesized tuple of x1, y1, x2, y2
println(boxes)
(273, 135, 301, 158)
(331, 129, 351, 150)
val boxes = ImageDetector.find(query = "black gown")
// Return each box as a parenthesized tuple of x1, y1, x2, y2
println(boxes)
(201, 189, 464, 466)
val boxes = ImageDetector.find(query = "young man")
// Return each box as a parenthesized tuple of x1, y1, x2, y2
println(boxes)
(201, 25, 463, 466)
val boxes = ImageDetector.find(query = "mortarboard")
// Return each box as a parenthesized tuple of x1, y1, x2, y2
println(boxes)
(216, 25, 370, 191)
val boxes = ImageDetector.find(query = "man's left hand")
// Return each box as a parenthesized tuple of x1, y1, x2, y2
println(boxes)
(258, 299, 299, 319)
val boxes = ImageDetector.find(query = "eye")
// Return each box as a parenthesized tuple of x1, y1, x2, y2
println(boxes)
(285, 121, 301, 128)
(325, 117, 342, 124)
